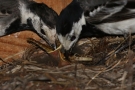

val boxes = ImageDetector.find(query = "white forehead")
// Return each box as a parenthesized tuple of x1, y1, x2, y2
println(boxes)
(58, 13, 86, 50)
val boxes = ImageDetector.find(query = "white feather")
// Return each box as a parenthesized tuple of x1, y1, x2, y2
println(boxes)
(41, 21, 56, 44)
(89, 6, 104, 17)
(96, 18, 135, 35)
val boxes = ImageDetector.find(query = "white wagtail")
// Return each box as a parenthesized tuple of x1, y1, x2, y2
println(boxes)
(56, 0, 135, 53)
(0, 0, 58, 49)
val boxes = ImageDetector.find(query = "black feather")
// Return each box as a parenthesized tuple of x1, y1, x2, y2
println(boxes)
(28, 2, 58, 29)
(56, 0, 83, 36)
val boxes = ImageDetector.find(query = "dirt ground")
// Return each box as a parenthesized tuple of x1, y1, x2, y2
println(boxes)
(0, 36, 135, 90)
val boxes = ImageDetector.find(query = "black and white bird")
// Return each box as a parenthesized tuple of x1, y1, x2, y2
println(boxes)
(0, 0, 58, 49)
(56, 0, 135, 52)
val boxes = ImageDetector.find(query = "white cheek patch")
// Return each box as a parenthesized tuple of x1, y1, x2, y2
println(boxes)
(41, 22, 56, 44)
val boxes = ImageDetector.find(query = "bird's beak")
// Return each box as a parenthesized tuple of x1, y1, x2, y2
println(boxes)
(40, 35, 57, 50)
(50, 43, 57, 50)
(64, 51, 70, 60)
(45, 40, 56, 50)
(61, 46, 71, 60)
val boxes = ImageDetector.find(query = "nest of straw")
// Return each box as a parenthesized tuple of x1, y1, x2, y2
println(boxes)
(0, 35, 135, 90)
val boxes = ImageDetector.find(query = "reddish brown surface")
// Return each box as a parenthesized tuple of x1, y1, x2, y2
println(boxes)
(35, 0, 72, 14)
(0, 31, 40, 65)
(0, 0, 72, 64)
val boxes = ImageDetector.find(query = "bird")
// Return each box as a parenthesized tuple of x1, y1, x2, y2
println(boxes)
(56, 0, 135, 54)
(0, 0, 58, 49)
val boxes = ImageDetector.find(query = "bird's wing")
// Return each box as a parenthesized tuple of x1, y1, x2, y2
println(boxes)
(98, 0, 135, 23)
(77, 0, 127, 24)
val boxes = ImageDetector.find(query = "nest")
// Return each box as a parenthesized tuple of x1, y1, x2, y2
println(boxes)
(0, 36, 135, 90)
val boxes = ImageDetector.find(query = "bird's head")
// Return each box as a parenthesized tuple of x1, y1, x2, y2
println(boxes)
(37, 20, 57, 49)
(56, 1, 86, 55)
(27, 2, 58, 49)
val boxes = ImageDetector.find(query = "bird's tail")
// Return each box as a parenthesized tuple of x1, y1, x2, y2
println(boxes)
(0, 0, 19, 36)
(0, 0, 19, 18)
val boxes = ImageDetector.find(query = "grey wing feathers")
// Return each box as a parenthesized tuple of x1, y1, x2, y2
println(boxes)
(78, 0, 127, 24)
(77, 0, 108, 10)
(96, 0, 135, 23)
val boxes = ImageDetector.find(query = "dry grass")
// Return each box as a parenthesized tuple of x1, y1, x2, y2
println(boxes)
(0, 36, 135, 90)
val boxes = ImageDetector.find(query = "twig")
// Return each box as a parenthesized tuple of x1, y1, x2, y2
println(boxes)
(86, 68, 105, 86)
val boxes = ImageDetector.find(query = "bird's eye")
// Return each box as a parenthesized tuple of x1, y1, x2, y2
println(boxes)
(70, 36, 76, 41)
(41, 29, 46, 35)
